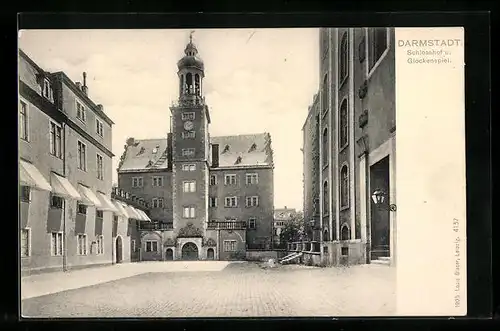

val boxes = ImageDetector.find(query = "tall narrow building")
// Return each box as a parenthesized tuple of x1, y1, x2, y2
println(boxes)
(117, 35, 275, 261)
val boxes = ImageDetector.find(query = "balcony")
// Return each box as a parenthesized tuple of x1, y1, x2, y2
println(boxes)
(207, 221, 247, 230)
(138, 222, 173, 231)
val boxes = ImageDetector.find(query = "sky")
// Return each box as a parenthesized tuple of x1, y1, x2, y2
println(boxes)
(18, 28, 320, 211)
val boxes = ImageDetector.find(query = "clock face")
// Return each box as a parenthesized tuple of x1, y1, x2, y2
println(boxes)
(184, 121, 194, 131)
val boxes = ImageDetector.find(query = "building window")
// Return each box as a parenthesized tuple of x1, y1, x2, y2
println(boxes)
(245, 196, 259, 207)
(132, 177, 143, 188)
(182, 180, 196, 193)
(145, 240, 158, 252)
(245, 173, 258, 185)
(224, 174, 237, 185)
(21, 228, 30, 257)
(222, 144, 230, 153)
(322, 127, 328, 166)
(182, 131, 196, 139)
(183, 206, 196, 218)
(19, 100, 29, 141)
(96, 118, 104, 137)
(50, 194, 64, 209)
(182, 148, 195, 157)
(77, 141, 87, 171)
(96, 235, 104, 254)
(51, 232, 64, 256)
(223, 240, 237, 252)
(209, 197, 217, 208)
(248, 218, 256, 229)
(368, 28, 389, 72)
(340, 165, 349, 208)
(76, 100, 86, 122)
(96, 154, 104, 180)
(323, 180, 329, 215)
(42, 79, 53, 100)
(152, 198, 164, 209)
(181, 112, 195, 121)
(322, 74, 328, 113)
(339, 99, 349, 149)
(77, 202, 87, 215)
(50, 121, 63, 158)
(210, 174, 217, 185)
(339, 32, 349, 84)
(182, 164, 196, 171)
(132, 239, 136, 252)
(20, 186, 31, 202)
(152, 176, 164, 187)
(96, 210, 103, 219)
(224, 196, 238, 208)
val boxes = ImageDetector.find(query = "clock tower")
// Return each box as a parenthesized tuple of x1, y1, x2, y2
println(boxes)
(170, 32, 211, 258)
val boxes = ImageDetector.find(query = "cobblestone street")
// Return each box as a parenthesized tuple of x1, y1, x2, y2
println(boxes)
(22, 262, 395, 318)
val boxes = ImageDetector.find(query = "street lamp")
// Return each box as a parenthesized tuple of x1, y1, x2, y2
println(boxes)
(371, 188, 397, 212)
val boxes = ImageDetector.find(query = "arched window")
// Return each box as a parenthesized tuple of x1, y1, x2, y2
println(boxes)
(322, 74, 328, 113)
(341, 223, 350, 241)
(339, 99, 348, 148)
(186, 73, 193, 94)
(322, 127, 328, 166)
(340, 164, 349, 208)
(339, 32, 348, 83)
(195, 74, 201, 96)
(323, 180, 329, 215)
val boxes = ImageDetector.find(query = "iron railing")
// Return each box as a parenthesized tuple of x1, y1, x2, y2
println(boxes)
(207, 221, 247, 230)
(138, 222, 173, 231)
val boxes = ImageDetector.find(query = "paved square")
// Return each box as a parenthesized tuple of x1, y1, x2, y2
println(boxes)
(21, 262, 396, 318)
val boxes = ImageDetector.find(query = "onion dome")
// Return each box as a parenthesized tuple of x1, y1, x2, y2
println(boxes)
(177, 33, 204, 71)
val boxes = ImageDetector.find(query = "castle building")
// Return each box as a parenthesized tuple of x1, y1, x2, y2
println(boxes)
(300, 27, 396, 267)
(117, 35, 275, 261)
(18, 50, 150, 275)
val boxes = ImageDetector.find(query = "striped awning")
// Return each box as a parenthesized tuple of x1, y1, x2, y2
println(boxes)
(112, 200, 129, 217)
(136, 209, 151, 222)
(77, 184, 102, 207)
(124, 204, 142, 220)
(50, 173, 81, 200)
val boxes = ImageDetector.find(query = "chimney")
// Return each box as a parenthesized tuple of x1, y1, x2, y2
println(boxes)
(81, 72, 88, 95)
(126, 137, 136, 146)
(96, 104, 104, 112)
(211, 144, 219, 168)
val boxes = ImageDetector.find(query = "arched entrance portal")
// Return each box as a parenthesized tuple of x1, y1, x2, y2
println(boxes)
(115, 236, 123, 264)
(165, 248, 174, 260)
(181, 242, 198, 260)
(207, 248, 214, 260)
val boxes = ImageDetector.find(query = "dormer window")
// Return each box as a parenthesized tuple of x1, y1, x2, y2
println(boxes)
(42, 79, 53, 101)
(152, 145, 159, 154)
(249, 143, 257, 152)
(136, 147, 145, 156)
(223, 145, 230, 153)
(235, 156, 242, 165)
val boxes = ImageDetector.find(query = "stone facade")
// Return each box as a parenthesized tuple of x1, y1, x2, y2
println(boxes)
(301, 28, 396, 267)
(116, 37, 275, 261)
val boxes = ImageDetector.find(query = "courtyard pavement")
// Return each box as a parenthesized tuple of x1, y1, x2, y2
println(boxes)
(21, 261, 396, 318)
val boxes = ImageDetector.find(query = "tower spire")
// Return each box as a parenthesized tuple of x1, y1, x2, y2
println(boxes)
(189, 30, 195, 44)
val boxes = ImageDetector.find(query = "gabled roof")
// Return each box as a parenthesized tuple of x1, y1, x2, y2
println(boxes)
(274, 208, 298, 220)
(211, 133, 273, 168)
(118, 138, 170, 172)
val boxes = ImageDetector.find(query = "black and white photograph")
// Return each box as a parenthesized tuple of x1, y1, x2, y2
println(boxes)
(18, 26, 467, 318)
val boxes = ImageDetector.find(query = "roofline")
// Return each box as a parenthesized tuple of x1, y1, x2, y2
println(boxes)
(210, 164, 274, 171)
(118, 168, 171, 174)
(52, 71, 115, 126)
(18, 49, 46, 75)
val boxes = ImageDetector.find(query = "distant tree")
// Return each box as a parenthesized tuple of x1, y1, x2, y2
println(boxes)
(280, 211, 305, 243)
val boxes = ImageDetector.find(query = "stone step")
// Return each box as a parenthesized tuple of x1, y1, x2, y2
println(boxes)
(371, 259, 390, 265)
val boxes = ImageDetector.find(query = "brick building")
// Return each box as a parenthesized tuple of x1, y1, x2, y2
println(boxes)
(117, 36, 275, 261)
(18, 50, 150, 275)
(299, 28, 396, 267)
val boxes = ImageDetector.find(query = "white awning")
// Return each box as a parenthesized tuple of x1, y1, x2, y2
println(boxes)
(124, 204, 142, 220)
(113, 200, 129, 218)
(77, 184, 102, 206)
(19, 160, 52, 191)
(96, 192, 118, 212)
(50, 173, 81, 200)
(136, 209, 151, 222)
